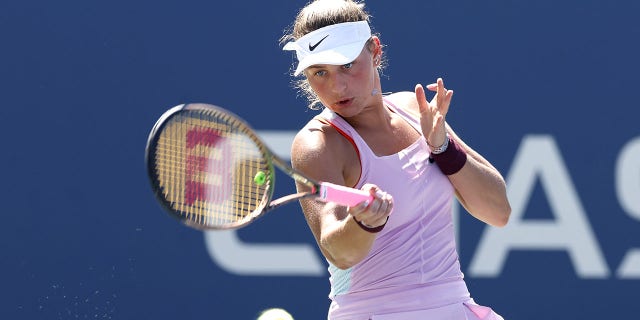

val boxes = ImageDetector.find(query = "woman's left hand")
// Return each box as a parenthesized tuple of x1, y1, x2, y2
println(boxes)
(415, 78, 453, 148)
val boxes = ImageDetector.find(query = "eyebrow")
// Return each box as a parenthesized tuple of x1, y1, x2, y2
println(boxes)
(308, 61, 354, 70)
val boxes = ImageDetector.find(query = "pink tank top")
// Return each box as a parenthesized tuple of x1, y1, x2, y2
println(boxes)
(318, 99, 471, 319)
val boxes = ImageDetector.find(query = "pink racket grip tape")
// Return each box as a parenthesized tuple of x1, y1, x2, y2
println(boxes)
(318, 182, 374, 207)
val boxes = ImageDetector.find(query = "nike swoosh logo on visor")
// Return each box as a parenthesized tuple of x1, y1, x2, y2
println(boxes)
(309, 35, 329, 51)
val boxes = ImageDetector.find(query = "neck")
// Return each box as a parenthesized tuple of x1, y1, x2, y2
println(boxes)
(340, 98, 392, 132)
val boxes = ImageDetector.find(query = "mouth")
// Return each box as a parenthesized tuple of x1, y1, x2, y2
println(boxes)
(334, 98, 353, 108)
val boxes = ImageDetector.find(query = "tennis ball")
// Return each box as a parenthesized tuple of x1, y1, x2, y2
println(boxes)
(257, 308, 294, 320)
(254, 171, 267, 185)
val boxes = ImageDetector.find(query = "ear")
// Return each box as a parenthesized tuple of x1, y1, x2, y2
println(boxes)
(370, 36, 381, 49)
(370, 36, 382, 66)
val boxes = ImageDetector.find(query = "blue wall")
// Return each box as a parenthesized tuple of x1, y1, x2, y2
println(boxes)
(2, 1, 639, 319)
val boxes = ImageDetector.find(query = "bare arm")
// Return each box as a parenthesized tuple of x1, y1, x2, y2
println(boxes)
(411, 79, 511, 226)
(291, 121, 393, 269)
(446, 124, 510, 226)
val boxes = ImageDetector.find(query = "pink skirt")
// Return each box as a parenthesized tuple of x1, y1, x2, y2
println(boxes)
(328, 280, 503, 320)
(369, 300, 504, 320)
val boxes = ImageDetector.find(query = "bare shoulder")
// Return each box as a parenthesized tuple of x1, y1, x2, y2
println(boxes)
(384, 91, 420, 116)
(291, 118, 356, 185)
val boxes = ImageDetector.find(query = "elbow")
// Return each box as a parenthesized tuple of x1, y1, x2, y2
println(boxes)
(320, 238, 364, 270)
(467, 197, 511, 227)
(324, 251, 361, 270)
(331, 259, 357, 270)
(323, 247, 363, 270)
(492, 203, 512, 227)
(487, 187, 511, 227)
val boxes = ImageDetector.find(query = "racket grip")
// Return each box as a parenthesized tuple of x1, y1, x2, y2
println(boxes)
(318, 182, 374, 207)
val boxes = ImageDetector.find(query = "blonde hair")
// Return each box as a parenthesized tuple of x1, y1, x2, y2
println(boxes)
(281, 0, 383, 110)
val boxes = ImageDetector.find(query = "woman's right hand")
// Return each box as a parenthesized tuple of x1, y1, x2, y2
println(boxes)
(348, 184, 393, 228)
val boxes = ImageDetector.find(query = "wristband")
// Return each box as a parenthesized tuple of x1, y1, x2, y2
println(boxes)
(352, 216, 388, 233)
(430, 137, 467, 175)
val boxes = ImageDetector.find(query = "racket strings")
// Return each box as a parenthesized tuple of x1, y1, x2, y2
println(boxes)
(152, 110, 272, 227)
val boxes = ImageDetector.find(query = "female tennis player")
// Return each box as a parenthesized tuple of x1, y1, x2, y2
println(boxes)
(282, 1, 511, 319)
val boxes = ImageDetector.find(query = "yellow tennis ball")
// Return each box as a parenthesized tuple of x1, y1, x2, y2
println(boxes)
(254, 171, 267, 185)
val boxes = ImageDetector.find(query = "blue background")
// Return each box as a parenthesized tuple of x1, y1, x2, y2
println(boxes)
(2, 0, 638, 319)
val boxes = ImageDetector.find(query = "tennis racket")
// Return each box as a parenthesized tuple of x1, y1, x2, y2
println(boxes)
(145, 103, 373, 230)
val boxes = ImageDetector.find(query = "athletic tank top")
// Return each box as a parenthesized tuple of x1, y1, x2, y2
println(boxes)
(318, 99, 470, 319)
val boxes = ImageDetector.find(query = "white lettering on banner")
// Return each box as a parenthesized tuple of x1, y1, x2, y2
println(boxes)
(204, 132, 637, 279)
(204, 131, 326, 276)
(204, 230, 325, 276)
(615, 137, 640, 279)
(468, 135, 610, 278)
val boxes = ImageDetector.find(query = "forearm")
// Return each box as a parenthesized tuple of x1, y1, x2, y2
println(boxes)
(449, 155, 510, 226)
(301, 199, 382, 270)
(437, 126, 510, 226)
(318, 209, 378, 269)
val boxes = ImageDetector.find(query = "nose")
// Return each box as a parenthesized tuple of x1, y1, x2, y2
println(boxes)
(329, 72, 347, 95)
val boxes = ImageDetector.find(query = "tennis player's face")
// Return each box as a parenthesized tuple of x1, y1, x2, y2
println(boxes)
(305, 48, 377, 116)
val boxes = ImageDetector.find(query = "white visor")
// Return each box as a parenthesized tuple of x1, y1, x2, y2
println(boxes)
(283, 21, 371, 76)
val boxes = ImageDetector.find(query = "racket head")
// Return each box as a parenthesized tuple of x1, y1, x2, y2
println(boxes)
(145, 103, 275, 229)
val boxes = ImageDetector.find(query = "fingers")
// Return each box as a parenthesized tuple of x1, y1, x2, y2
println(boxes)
(350, 185, 393, 228)
(424, 78, 454, 117)
(415, 78, 452, 150)
(425, 78, 446, 92)
(414, 83, 429, 114)
(415, 84, 436, 130)
(426, 78, 453, 99)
